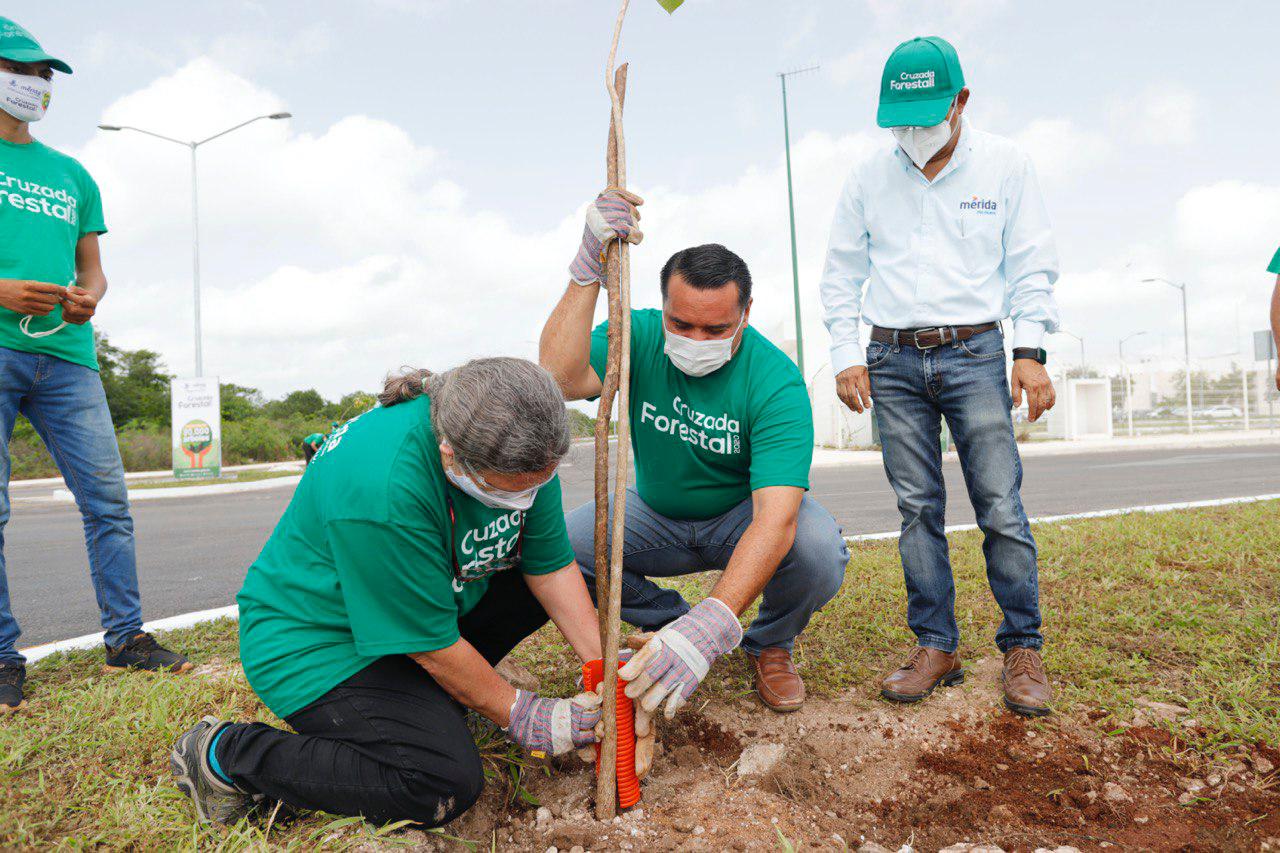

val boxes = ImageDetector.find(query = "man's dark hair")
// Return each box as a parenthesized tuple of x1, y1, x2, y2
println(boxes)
(660, 244, 752, 309)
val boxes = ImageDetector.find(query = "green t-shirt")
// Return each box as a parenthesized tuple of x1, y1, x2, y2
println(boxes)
(0, 138, 106, 370)
(590, 308, 812, 521)
(237, 395, 576, 717)
(1268, 247, 1280, 274)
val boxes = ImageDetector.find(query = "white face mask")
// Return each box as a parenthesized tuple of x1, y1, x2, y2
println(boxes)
(663, 311, 746, 377)
(891, 103, 957, 169)
(0, 71, 51, 124)
(441, 446, 544, 512)
(19, 278, 72, 338)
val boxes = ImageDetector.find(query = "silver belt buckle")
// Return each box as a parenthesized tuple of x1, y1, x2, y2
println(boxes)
(913, 327, 947, 349)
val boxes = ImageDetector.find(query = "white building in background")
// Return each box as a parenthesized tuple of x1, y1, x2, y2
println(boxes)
(808, 362, 875, 448)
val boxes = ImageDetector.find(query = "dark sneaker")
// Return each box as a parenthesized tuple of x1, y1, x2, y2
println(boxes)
(104, 632, 193, 674)
(0, 662, 26, 713)
(171, 716, 260, 824)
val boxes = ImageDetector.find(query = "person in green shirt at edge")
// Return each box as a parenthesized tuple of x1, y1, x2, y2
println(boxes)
(540, 191, 849, 716)
(0, 16, 190, 716)
(171, 359, 624, 827)
(1269, 247, 1280, 392)
(301, 422, 336, 465)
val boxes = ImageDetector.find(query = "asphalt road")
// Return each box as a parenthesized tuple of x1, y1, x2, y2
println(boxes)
(7, 442, 1279, 648)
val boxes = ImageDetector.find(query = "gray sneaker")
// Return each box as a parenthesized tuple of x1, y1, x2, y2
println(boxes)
(171, 716, 260, 824)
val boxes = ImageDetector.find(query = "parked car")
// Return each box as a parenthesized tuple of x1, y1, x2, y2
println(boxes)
(1200, 405, 1243, 419)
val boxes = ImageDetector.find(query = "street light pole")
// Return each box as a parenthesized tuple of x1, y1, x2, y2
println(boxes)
(190, 144, 202, 377)
(1119, 331, 1147, 437)
(98, 113, 292, 377)
(1141, 277, 1193, 434)
(1057, 330, 1085, 372)
(778, 65, 818, 376)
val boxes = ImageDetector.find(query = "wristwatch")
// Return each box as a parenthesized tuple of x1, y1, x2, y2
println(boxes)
(1011, 347, 1047, 365)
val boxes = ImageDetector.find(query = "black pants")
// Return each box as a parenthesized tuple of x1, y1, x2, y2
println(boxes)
(216, 569, 550, 826)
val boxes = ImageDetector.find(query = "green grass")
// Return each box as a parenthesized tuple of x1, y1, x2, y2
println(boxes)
(129, 468, 302, 490)
(2, 501, 1276, 849)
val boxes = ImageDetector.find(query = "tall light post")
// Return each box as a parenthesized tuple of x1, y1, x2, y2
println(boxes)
(1141, 277, 1193, 433)
(778, 65, 818, 376)
(98, 113, 292, 376)
(1057, 330, 1085, 372)
(1119, 330, 1147, 437)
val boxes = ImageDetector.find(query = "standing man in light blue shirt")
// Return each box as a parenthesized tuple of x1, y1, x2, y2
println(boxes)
(818, 36, 1059, 717)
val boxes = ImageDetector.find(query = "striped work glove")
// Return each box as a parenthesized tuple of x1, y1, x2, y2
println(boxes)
(506, 689, 603, 756)
(618, 597, 743, 719)
(568, 189, 644, 285)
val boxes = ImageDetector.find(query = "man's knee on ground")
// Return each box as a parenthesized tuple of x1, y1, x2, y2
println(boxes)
(398, 755, 485, 827)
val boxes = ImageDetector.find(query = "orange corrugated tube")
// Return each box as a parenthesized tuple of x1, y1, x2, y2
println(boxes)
(582, 658, 641, 809)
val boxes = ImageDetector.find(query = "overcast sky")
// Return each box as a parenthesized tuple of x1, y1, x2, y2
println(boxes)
(17, 0, 1280, 397)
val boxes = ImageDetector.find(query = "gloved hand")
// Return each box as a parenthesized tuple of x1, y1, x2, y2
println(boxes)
(618, 598, 742, 719)
(507, 689, 603, 756)
(568, 189, 644, 285)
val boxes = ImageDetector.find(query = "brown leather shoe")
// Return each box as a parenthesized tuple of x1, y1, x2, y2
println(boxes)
(1001, 646, 1052, 717)
(748, 648, 805, 712)
(880, 647, 964, 703)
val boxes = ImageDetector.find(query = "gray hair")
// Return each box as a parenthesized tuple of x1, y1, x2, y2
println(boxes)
(379, 359, 571, 474)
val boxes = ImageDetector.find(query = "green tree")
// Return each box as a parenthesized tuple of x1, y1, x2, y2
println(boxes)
(96, 333, 171, 426)
(264, 389, 327, 419)
(220, 383, 264, 422)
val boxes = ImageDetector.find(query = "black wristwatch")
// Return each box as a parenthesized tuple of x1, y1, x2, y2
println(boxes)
(1011, 347, 1047, 365)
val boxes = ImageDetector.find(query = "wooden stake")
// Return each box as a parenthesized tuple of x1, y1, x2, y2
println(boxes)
(593, 62, 628, 641)
(595, 0, 633, 821)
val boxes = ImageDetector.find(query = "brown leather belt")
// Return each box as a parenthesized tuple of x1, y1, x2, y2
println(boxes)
(870, 322, 998, 349)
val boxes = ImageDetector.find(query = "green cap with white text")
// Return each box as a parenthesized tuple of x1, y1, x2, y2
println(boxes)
(0, 17, 72, 75)
(876, 36, 963, 128)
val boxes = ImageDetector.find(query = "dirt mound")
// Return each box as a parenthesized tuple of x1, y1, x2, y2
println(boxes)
(395, 656, 1280, 851)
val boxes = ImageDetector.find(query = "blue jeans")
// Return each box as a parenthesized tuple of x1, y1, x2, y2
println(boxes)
(867, 328, 1041, 654)
(566, 490, 848, 655)
(0, 347, 142, 663)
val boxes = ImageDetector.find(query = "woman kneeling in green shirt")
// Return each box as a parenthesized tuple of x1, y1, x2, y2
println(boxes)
(171, 359, 603, 826)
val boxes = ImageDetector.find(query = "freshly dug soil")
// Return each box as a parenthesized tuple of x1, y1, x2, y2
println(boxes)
(380, 655, 1280, 852)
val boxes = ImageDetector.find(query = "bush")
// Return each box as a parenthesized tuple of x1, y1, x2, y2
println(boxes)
(222, 417, 293, 464)
(116, 427, 170, 472)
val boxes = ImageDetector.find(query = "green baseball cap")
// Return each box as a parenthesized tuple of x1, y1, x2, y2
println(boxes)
(876, 36, 963, 128)
(0, 17, 72, 75)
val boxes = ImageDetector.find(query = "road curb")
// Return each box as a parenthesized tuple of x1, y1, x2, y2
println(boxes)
(49, 474, 303, 503)
(20, 492, 1279, 666)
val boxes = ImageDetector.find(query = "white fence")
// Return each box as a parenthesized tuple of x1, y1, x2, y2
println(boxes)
(808, 357, 1280, 447)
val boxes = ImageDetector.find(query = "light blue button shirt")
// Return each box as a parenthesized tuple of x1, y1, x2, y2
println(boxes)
(819, 120, 1060, 373)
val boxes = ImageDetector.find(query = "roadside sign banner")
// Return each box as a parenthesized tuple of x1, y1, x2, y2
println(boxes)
(171, 377, 221, 480)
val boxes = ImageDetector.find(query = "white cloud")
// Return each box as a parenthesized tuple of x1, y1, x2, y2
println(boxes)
(1012, 118, 1112, 183)
(1111, 87, 1200, 146)
(74, 57, 1272, 401)
(1053, 180, 1280, 366)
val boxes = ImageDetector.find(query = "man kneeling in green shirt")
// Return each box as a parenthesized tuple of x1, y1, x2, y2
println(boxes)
(541, 191, 848, 714)
(171, 360, 611, 826)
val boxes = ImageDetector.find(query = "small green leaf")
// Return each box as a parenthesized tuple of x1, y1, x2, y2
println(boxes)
(656, 0, 685, 12)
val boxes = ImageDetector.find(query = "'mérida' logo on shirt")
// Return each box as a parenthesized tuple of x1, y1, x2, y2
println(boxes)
(959, 195, 998, 215)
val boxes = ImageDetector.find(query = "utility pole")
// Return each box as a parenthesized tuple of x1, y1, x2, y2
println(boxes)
(99, 113, 292, 376)
(1119, 331, 1147, 437)
(778, 65, 818, 376)
(1058, 330, 1085, 374)
(1142, 278, 1193, 434)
